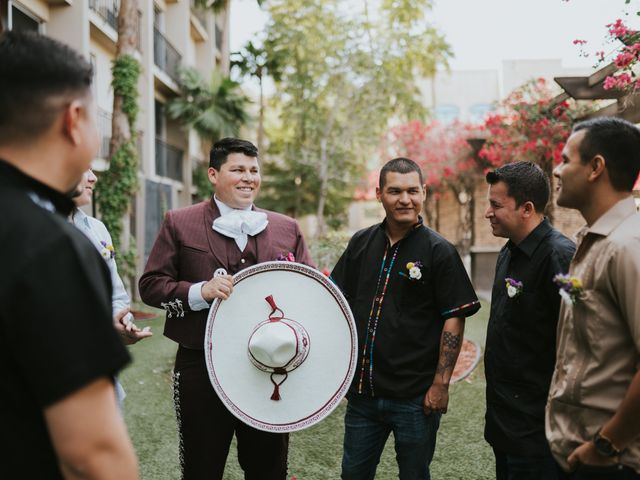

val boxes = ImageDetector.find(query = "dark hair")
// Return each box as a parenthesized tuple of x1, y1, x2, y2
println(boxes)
(0, 31, 93, 145)
(572, 117, 640, 192)
(379, 157, 424, 189)
(209, 137, 259, 170)
(486, 161, 549, 212)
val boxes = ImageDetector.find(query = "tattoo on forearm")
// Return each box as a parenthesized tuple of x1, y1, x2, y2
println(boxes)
(436, 332, 462, 380)
(442, 331, 461, 350)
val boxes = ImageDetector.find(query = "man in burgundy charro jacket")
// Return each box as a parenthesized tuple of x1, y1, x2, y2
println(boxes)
(139, 137, 313, 480)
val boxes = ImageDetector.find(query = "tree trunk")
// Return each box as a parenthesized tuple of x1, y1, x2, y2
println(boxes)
(541, 156, 555, 225)
(257, 73, 265, 156)
(315, 105, 338, 238)
(316, 135, 329, 237)
(220, 0, 231, 74)
(110, 0, 138, 159)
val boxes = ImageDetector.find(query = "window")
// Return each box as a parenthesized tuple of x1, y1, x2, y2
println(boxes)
(469, 103, 493, 123)
(9, 2, 41, 32)
(155, 100, 166, 139)
(434, 105, 460, 124)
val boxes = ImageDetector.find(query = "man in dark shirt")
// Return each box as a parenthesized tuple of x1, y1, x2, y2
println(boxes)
(0, 31, 138, 479)
(331, 157, 480, 479)
(484, 161, 575, 480)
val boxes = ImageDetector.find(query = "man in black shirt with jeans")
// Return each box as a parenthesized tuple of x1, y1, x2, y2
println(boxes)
(332, 157, 480, 479)
(0, 31, 138, 479)
(484, 161, 575, 480)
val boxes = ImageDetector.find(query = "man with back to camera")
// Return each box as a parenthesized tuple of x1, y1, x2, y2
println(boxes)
(139, 137, 314, 479)
(0, 31, 138, 479)
(547, 117, 640, 480)
(484, 161, 575, 480)
(331, 157, 481, 480)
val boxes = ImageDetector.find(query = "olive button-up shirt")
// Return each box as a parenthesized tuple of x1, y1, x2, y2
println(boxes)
(546, 197, 640, 473)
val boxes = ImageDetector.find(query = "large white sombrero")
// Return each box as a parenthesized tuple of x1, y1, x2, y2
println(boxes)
(204, 261, 357, 432)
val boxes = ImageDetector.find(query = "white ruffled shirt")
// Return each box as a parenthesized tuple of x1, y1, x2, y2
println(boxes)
(187, 197, 268, 311)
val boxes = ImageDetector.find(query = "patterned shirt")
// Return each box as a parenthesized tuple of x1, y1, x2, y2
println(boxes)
(331, 218, 480, 398)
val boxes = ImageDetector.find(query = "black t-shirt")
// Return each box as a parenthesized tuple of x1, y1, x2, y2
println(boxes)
(0, 160, 131, 478)
(484, 218, 575, 456)
(331, 219, 480, 398)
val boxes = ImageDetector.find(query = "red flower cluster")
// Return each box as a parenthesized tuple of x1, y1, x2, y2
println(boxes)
(607, 19, 632, 38)
(384, 119, 484, 192)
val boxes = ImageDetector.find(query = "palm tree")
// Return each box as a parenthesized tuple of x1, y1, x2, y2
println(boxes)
(167, 66, 250, 142)
(231, 40, 282, 155)
(193, 0, 265, 73)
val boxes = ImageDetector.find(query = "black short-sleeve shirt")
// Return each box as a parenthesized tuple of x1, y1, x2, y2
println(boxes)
(484, 218, 575, 456)
(331, 219, 480, 398)
(0, 160, 131, 478)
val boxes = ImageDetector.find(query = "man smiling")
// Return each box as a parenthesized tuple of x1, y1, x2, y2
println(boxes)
(483, 162, 574, 480)
(546, 118, 640, 480)
(140, 137, 313, 480)
(331, 157, 480, 479)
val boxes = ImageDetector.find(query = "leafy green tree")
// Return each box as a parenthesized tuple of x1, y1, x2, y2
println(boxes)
(166, 67, 250, 142)
(262, 0, 450, 234)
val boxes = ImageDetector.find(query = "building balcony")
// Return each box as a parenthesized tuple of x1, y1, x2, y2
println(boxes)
(155, 138, 184, 182)
(89, 0, 142, 51)
(190, 0, 209, 27)
(154, 28, 182, 84)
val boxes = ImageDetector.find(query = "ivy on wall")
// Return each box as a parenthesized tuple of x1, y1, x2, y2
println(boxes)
(95, 54, 141, 279)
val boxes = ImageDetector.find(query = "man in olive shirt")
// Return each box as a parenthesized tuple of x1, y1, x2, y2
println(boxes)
(484, 162, 575, 480)
(547, 117, 640, 479)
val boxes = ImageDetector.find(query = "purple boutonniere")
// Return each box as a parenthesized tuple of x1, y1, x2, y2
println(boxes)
(100, 241, 115, 260)
(553, 273, 583, 306)
(505, 277, 523, 298)
(276, 251, 296, 262)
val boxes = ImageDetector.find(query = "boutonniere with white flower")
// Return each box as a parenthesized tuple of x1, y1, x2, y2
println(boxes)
(505, 277, 523, 298)
(100, 240, 115, 260)
(553, 273, 583, 306)
(276, 251, 296, 262)
(399, 261, 423, 281)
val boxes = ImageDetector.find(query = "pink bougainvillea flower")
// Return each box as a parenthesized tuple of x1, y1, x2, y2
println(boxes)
(607, 19, 631, 38)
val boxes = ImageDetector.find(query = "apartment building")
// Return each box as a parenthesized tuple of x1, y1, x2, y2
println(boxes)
(1, 0, 229, 294)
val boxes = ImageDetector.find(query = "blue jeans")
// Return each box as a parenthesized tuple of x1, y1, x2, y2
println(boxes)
(341, 393, 441, 480)
(494, 448, 560, 480)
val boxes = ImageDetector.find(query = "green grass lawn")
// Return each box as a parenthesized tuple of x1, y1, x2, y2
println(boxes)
(121, 302, 493, 479)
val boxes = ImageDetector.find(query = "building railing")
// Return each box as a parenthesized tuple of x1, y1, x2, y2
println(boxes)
(190, 0, 209, 27)
(155, 138, 184, 181)
(97, 108, 112, 160)
(154, 27, 182, 84)
(89, 0, 142, 51)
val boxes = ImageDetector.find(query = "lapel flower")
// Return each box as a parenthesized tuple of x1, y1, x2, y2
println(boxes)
(276, 251, 296, 262)
(553, 273, 583, 306)
(100, 241, 115, 260)
(400, 261, 423, 281)
(505, 277, 523, 298)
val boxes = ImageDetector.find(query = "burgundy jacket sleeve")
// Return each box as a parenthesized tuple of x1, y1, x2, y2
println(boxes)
(138, 210, 194, 311)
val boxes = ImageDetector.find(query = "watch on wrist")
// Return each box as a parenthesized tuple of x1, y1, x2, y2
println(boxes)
(593, 429, 622, 458)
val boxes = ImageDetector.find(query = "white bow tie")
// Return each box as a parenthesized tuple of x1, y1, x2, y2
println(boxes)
(212, 209, 268, 251)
